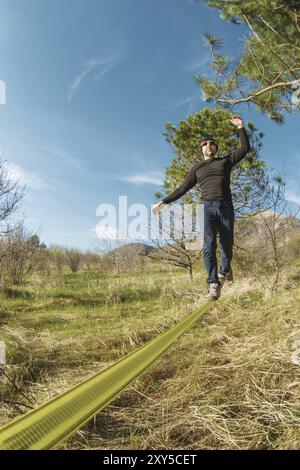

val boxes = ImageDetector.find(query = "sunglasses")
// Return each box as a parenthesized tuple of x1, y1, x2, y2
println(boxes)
(200, 141, 217, 147)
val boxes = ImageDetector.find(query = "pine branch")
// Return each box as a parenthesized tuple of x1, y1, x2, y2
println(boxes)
(243, 14, 299, 81)
(216, 79, 300, 105)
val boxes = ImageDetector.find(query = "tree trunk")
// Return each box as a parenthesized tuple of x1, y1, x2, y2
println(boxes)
(188, 264, 193, 281)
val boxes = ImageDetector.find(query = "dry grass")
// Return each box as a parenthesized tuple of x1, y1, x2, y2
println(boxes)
(62, 266, 299, 450)
(1, 258, 299, 450)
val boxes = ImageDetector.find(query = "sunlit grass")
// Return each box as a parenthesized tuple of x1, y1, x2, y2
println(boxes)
(0, 257, 299, 449)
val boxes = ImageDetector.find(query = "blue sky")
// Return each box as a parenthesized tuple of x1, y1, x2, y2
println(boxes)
(0, 0, 299, 251)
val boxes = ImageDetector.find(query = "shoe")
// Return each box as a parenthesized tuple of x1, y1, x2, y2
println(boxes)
(218, 267, 233, 287)
(206, 282, 221, 300)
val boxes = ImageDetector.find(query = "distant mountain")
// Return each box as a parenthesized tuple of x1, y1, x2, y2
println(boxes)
(235, 211, 300, 249)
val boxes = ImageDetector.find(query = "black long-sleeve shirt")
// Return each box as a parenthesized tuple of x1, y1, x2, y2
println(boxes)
(162, 127, 250, 204)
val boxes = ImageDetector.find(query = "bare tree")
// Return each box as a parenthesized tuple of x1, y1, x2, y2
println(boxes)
(148, 203, 202, 280)
(65, 248, 82, 273)
(234, 170, 300, 293)
(48, 245, 66, 275)
(0, 150, 25, 239)
(0, 225, 43, 285)
(33, 244, 50, 278)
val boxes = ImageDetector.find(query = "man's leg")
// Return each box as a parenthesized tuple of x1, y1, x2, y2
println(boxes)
(203, 201, 219, 285)
(217, 201, 235, 276)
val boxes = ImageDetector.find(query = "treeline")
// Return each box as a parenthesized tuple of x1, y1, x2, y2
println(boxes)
(0, 233, 155, 289)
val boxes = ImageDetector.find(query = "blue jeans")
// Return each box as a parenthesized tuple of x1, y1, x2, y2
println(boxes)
(203, 200, 235, 285)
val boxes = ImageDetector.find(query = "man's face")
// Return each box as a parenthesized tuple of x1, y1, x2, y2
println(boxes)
(201, 141, 217, 159)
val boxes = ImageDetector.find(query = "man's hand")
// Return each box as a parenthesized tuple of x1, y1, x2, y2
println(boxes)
(152, 201, 166, 215)
(230, 114, 243, 129)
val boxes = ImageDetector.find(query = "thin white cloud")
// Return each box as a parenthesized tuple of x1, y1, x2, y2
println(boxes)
(7, 162, 47, 190)
(286, 189, 300, 206)
(286, 158, 300, 206)
(172, 94, 198, 106)
(117, 171, 164, 186)
(172, 96, 193, 107)
(67, 55, 119, 102)
(94, 65, 114, 81)
(67, 67, 91, 103)
(43, 146, 82, 169)
(187, 56, 210, 72)
(171, 93, 200, 114)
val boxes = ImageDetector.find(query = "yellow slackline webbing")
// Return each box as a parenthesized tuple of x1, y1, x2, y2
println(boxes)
(0, 300, 213, 450)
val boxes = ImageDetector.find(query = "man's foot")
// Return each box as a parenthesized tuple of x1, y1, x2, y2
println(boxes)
(206, 282, 221, 300)
(218, 267, 233, 287)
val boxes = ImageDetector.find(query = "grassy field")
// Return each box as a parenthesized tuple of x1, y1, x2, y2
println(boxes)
(0, 258, 299, 450)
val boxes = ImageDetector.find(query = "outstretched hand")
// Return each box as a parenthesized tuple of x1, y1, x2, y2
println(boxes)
(230, 114, 243, 128)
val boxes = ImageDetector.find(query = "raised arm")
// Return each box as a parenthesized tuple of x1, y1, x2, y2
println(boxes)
(229, 115, 250, 165)
(162, 164, 197, 205)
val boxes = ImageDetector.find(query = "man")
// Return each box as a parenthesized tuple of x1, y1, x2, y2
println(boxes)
(152, 115, 250, 299)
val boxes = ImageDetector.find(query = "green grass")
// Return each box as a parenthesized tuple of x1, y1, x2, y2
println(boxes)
(0, 260, 299, 450)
